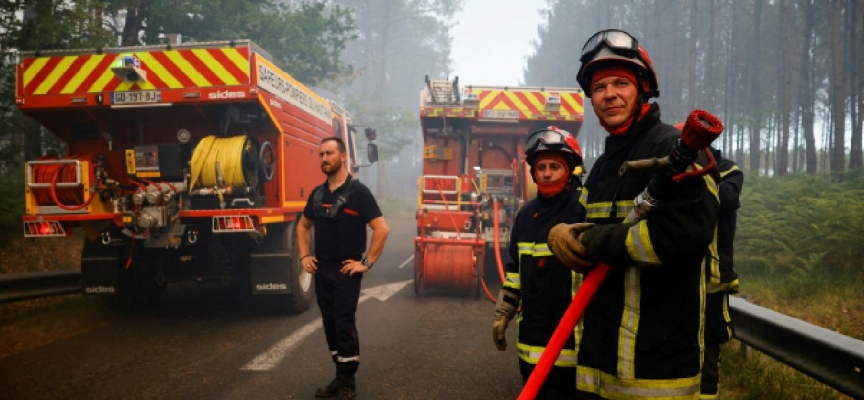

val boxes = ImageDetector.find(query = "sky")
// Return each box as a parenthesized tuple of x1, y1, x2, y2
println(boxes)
(449, 0, 546, 87)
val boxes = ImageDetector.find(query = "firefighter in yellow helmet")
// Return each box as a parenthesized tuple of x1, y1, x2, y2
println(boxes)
(547, 29, 720, 399)
(492, 126, 586, 399)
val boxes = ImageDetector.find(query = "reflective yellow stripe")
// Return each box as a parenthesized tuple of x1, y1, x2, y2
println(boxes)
(517, 342, 578, 367)
(224, 49, 250, 75)
(34, 56, 76, 95)
(136, 52, 183, 88)
(705, 225, 720, 285)
(705, 173, 719, 200)
(165, 50, 211, 86)
(572, 270, 584, 350)
(192, 48, 240, 85)
(618, 266, 640, 378)
(88, 68, 115, 92)
(504, 272, 521, 289)
(707, 281, 738, 293)
(699, 259, 706, 368)
(698, 164, 719, 200)
(576, 365, 701, 399)
(23, 57, 49, 88)
(534, 243, 552, 257)
(518, 241, 554, 257)
(719, 164, 739, 178)
(584, 200, 633, 219)
(625, 221, 661, 265)
(61, 55, 106, 94)
(722, 293, 732, 338)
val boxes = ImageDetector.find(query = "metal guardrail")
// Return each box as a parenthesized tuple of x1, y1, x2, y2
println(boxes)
(0, 270, 81, 303)
(0, 272, 862, 398)
(730, 296, 864, 399)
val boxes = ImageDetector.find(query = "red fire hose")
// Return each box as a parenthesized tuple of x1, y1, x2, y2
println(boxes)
(518, 262, 612, 400)
(33, 154, 98, 211)
(481, 198, 510, 303)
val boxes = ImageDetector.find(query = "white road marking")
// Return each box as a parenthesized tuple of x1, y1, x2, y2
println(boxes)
(397, 255, 414, 270)
(241, 279, 413, 371)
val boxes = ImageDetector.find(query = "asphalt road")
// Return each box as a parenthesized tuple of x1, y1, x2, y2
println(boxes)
(0, 216, 523, 400)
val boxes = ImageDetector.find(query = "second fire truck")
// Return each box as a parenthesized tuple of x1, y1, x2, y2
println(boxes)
(415, 76, 584, 296)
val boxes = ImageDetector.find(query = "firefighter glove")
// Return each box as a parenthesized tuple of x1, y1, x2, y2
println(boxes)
(493, 315, 511, 351)
(494, 288, 519, 319)
(548, 222, 595, 273)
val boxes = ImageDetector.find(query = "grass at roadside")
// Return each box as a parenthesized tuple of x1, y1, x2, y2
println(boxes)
(717, 268, 862, 400)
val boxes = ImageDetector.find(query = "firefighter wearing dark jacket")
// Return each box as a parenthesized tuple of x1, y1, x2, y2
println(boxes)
(701, 150, 743, 399)
(547, 29, 720, 399)
(492, 126, 586, 399)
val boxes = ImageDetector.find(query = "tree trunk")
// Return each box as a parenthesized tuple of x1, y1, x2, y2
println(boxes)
(706, 0, 717, 120)
(748, 0, 764, 173)
(777, 0, 792, 175)
(849, 0, 863, 169)
(800, 0, 817, 174)
(121, 1, 152, 47)
(687, 0, 698, 111)
(830, 0, 846, 178)
(375, 0, 391, 199)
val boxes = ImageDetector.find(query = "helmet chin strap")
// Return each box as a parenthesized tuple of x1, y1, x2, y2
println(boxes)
(622, 69, 649, 137)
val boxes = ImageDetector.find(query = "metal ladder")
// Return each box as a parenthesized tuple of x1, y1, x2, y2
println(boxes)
(424, 76, 460, 104)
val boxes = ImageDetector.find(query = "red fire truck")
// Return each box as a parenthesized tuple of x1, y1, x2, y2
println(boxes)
(16, 40, 377, 313)
(415, 76, 584, 296)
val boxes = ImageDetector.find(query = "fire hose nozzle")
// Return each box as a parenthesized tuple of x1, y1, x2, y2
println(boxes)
(681, 110, 723, 151)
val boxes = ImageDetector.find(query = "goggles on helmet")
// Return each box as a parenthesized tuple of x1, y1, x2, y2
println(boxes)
(526, 128, 573, 154)
(580, 29, 639, 64)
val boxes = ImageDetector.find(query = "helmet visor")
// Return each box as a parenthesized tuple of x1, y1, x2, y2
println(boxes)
(580, 29, 639, 63)
(526, 129, 569, 153)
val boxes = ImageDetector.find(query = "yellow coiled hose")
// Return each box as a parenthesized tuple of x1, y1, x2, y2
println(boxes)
(189, 135, 253, 191)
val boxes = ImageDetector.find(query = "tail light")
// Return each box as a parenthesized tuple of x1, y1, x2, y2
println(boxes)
(212, 215, 256, 233)
(23, 220, 67, 237)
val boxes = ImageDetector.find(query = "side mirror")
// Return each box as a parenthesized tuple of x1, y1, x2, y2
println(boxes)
(367, 143, 379, 164)
(364, 127, 377, 141)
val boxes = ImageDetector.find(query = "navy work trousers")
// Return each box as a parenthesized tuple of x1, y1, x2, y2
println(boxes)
(315, 259, 363, 363)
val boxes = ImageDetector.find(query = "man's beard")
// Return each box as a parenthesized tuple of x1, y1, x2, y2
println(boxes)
(321, 160, 342, 176)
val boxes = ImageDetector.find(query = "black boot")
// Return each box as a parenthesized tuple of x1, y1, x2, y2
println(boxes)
(337, 376, 356, 400)
(314, 377, 341, 398)
(335, 361, 359, 400)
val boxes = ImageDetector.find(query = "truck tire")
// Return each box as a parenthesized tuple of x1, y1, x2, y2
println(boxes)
(101, 242, 163, 314)
(280, 219, 314, 314)
(252, 220, 314, 314)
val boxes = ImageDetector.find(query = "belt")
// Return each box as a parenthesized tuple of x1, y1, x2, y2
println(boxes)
(316, 254, 362, 262)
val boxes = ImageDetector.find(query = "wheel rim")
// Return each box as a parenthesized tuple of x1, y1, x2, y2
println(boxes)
(298, 263, 312, 292)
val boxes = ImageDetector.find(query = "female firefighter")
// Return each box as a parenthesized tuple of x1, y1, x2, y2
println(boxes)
(492, 126, 586, 399)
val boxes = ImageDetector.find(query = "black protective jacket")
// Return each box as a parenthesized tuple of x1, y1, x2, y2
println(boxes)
(705, 152, 743, 294)
(502, 180, 585, 367)
(704, 152, 743, 346)
(575, 103, 720, 399)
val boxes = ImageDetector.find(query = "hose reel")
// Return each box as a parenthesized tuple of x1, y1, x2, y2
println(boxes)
(29, 154, 101, 211)
(189, 135, 260, 190)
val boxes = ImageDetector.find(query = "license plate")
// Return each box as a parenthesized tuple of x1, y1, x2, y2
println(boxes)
(112, 90, 160, 105)
(483, 109, 519, 119)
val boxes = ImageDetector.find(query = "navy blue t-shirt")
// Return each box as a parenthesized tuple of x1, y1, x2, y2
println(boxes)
(302, 177, 382, 261)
